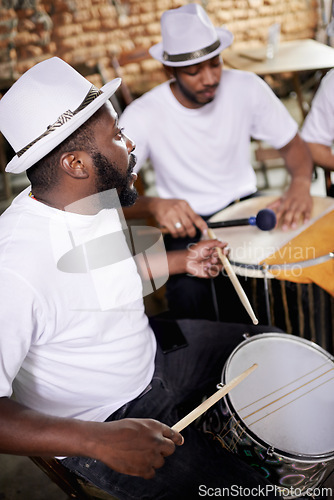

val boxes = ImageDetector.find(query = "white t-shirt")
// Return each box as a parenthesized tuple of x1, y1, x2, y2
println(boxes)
(301, 68, 334, 146)
(0, 188, 156, 422)
(120, 69, 298, 215)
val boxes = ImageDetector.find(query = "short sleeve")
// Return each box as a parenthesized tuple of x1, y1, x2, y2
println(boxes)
(301, 69, 334, 147)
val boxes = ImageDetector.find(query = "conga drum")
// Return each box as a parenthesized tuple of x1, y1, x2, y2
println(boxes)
(201, 333, 334, 498)
(208, 196, 334, 353)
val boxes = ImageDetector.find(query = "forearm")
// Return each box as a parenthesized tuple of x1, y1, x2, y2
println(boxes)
(268, 134, 313, 228)
(0, 397, 95, 458)
(0, 397, 183, 478)
(279, 133, 313, 187)
(167, 250, 188, 275)
(307, 142, 334, 170)
(122, 196, 160, 220)
(136, 249, 188, 279)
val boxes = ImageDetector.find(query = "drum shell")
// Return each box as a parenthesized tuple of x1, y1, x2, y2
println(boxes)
(214, 274, 334, 354)
(202, 397, 332, 499)
(200, 333, 334, 499)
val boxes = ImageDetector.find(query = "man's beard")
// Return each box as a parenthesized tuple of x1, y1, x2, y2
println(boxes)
(93, 152, 138, 207)
(175, 74, 217, 106)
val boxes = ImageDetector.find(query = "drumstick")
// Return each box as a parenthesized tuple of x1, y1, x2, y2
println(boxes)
(172, 363, 258, 433)
(207, 228, 259, 325)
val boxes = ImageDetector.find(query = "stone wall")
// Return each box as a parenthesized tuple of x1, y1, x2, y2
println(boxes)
(0, 0, 319, 96)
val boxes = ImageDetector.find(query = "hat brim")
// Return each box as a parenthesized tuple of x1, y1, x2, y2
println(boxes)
(5, 78, 122, 174)
(149, 27, 233, 67)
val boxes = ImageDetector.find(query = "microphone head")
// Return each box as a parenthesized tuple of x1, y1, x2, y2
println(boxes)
(255, 208, 277, 231)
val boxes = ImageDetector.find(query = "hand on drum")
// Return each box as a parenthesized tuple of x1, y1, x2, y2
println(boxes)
(267, 182, 313, 231)
(150, 197, 208, 238)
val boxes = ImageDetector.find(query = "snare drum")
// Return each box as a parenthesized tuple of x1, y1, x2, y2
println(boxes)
(208, 196, 334, 353)
(202, 333, 334, 498)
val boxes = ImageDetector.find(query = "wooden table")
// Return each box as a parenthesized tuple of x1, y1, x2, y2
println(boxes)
(223, 39, 334, 119)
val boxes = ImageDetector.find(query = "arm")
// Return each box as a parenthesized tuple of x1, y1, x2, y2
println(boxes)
(0, 397, 183, 479)
(267, 133, 313, 230)
(123, 195, 208, 238)
(307, 142, 334, 170)
(0, 268, 183, 479)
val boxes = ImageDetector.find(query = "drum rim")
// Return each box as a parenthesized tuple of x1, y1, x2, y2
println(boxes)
(222, 333, 334, 462)
(229, 252, 334, 274)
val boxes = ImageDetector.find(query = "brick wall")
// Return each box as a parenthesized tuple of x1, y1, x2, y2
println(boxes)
(0, 0, 319, 96)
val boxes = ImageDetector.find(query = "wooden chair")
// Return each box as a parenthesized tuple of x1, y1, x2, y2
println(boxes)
(253, 141, 288, 190)
(29, 456, 118, 499)
(110, 47, 150, 104)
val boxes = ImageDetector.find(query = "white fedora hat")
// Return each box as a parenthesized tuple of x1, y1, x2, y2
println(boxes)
(149, 3, 233, 67)
(0, 57, 121, 174)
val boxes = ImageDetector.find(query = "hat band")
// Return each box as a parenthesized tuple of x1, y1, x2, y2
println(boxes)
(162, 39, 220, 63)
(16, 85, 103, 158)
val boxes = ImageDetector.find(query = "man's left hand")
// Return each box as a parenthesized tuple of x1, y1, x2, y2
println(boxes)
(185, 239, 227, 278)
(267, 178, 313, 231)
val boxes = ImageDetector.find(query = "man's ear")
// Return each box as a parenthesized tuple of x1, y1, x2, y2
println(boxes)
(60, 151, 91, 179)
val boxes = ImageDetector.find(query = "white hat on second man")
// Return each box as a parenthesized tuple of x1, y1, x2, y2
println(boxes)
(0, 57, 121, 174)
(149, 3, 233, 67)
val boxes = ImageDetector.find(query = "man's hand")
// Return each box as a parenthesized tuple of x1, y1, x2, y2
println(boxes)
(149, 198, 208, 238)
(90, 418, 184, 479)
(0, 398, 183, 480)
(273, 133, 313, 231)
(122, 196, 207, 237)
(185, 239, 227, 278)
(267, 177, 313, 231)
(167, 239, 228, 277)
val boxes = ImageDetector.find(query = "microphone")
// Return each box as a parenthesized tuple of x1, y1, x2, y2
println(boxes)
(207, 208, 276, 231)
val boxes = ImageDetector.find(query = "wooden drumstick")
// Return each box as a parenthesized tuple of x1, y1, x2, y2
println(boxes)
(207, 228, 259, 325)
(172, 363, 258, 433)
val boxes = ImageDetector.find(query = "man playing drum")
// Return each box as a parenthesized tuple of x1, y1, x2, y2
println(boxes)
(120, 3, 314, 322)
(0, 57, 281, 500)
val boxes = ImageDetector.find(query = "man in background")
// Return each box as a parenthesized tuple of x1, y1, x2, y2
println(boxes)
(120, 3, 314, 321)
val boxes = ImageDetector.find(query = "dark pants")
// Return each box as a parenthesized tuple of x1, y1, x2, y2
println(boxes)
(164, 194, 262, 323)
(63, 318, 281, 500)
(165, 271, 258, 323)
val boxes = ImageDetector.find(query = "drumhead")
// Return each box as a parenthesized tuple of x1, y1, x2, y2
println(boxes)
(223, 333, 334, 459)
(208, 196, 334, 278)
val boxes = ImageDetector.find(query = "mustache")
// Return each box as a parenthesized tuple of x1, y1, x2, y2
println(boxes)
(198, 84, 219, 93)
(128, 153, 137, 173)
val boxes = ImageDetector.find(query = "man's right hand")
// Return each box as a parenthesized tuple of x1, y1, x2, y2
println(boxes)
(149, 198, 208, 238)
(90, 418, 184, 479)
(0, 399, 183, 480)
